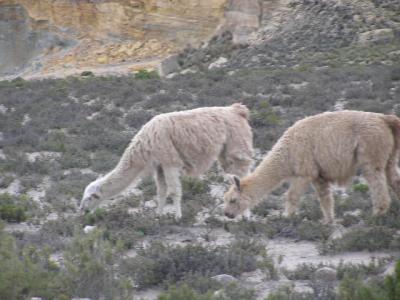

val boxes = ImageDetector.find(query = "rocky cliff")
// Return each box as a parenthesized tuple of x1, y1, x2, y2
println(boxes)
(0, 0, 265, 77)
(1, 0, 399, 78)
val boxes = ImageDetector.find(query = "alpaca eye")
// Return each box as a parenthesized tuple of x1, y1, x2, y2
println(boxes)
(92, 193, 100, 199)
(230, 198, 237, 204)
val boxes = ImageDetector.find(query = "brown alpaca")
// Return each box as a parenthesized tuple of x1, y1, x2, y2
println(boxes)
(224, 110, 400, 223)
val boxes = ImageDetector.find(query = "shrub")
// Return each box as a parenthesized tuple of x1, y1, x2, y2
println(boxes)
(123, 239, 264, 289)
(251, 101, 281, 128)
(158, 284, 214, 300)
(0, 193, 34, 222)
(0, 223, 63, 300)
(135, 69, 160, 80)
(339, 260, 400, 300)
(283, 263, 319, 280)
(266, 284, 313, 300)
(60, 229, 132, 299)
(84, 208, 107, 225)
(158, 282, 256, 300)
(80, 71, 94, 77)
(323, 225, 395, 253)
(353, 183, 369, 193)
(82, 206, 174, 249)
(297, 220, 332, 241)
(336, 259, 387, 280)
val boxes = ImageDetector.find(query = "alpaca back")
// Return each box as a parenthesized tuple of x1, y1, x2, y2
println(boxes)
(274, 111, 397, 184)
(125, 104, 253, 176)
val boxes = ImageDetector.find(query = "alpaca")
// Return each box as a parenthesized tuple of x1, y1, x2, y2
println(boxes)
(223, 110, 400, 223)
(81, 103, 254, 219)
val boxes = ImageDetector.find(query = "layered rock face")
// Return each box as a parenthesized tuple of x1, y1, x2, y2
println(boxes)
(0, 0, 234, 76)
(0, 4, 62, 75)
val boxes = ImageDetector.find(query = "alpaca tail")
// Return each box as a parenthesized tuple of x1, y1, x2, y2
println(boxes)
(383, 115, 400, 152)
(231, 103, 250, 120)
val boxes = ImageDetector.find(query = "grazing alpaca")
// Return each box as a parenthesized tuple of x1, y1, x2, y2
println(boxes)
(223, 110, 400, 223)
(81, 103, 253, 219)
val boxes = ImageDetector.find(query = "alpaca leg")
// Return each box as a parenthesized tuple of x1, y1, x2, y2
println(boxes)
(364, 167, 391, 215)
(155, 166, 167, 215)
(164, 167, 182, 219)
(386, 154, 400, 200)
(284, 177, 310, 217)
(312, 180, 335, 224)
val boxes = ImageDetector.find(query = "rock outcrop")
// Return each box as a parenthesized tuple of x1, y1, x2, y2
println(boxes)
(0, 0, 230, 76)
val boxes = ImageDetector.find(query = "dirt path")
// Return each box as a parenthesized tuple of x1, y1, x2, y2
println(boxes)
(0, 57, 162, 81)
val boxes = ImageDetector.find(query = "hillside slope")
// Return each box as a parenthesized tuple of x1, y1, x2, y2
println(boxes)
(0, 0, 400, 299)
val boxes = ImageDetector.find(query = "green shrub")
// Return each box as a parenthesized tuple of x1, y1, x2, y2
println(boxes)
(266, 283, 313, 300)
(135, 69, 160, 80)
(0, 193, 33, 222)
(353, 183, 369, 193)
(283, 263, 320, 280)
(61, 230, 132, 299)
(339, 260, 400, 300)
(158, 284, 214, 300)
(336, 259, 387, 280)
(0, 223, 63, 300)
(123, 239, 264, 289)
(297, 220, 332, 241)
(182, 177, 209, 198)
(158, 282, 256, 300)
(82, 206, 174, 249)
(84, 207, 107, 225)
(251, 101, 281, 128)
(81, 71, 94, 77)
(323, 225, 395, 253)
(214, 283, 256, 300)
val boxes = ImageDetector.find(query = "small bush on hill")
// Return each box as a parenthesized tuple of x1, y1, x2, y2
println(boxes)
(0, 193, 34, 222)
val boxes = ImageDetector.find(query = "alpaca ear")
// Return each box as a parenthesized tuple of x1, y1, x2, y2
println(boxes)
(233, 176, 241, 192)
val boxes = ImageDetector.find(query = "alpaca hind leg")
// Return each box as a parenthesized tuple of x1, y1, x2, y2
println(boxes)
(364, 167, 391, 215)
(386, 153, 400, 200)
(155, 165, 167, 215)
(312, 180, 335, 224)
(164, 167, 182, 219)
(284, 177, 310, 217)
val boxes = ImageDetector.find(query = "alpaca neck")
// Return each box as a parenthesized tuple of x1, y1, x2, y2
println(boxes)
(98, 155, 146, 199)
(241, 148, 290, 208)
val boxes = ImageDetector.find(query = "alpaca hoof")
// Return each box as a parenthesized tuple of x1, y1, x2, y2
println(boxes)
(174, 212, 182, 220)
(322, 218, 335, 225)
(282, 209, 296, 219)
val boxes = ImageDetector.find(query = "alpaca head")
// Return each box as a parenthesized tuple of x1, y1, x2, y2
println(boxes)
(80, 180, 103, 212)
(223, 175, 249, 218)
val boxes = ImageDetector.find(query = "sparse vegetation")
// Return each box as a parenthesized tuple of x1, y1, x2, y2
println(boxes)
(0, 193, 35, 222)
(339, 260, 400, 300)
(123, 239, 266, 289)
(0, 0, 399, 297)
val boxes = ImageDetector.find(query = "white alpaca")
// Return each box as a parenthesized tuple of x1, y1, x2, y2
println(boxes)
(81, 103, 254, 219)
(224, 110, 400, 223)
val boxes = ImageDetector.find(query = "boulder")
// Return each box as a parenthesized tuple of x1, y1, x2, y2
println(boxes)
(212, 274, 238, 285)
(158, 54, 180, 77)
(358, 29, 395, 45)
(314, 267, 337, 282)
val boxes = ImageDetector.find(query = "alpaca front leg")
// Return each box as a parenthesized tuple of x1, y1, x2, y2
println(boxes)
(164, 167, 183, 220)
(283, 177, 310, 217)
(155, 166, 167, 215)
(313, 180, 334, 224)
